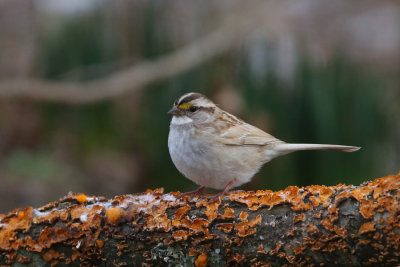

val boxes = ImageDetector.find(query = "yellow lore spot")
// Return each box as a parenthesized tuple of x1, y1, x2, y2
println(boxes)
(178, 103, 193, 110)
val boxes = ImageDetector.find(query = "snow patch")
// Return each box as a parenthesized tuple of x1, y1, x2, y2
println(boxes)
(163, 194, 176, 202)
(80, 212, 88, 222)
(33, 209, 53, 217)
(136, 193, 156, 204)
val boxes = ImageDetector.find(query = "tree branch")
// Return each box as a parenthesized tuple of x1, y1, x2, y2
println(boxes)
(0, 2, 286, 105)
(1, 172, 399, 266)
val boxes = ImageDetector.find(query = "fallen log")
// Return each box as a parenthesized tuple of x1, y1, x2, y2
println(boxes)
(1, 172, 399, 266)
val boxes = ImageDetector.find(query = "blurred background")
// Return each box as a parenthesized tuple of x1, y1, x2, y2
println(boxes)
(0, 0, 399, 213)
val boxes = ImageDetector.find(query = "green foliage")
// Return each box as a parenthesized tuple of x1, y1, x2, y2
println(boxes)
(4, 149, 81, 185)
(37, 11, 119, 80)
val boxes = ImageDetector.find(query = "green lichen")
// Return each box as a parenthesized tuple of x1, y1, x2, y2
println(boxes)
(150, 243, 194, 267)
(207, 248, 225, 266)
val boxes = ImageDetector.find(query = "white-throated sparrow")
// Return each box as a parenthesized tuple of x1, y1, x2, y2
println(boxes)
(168, 92, 360, 200)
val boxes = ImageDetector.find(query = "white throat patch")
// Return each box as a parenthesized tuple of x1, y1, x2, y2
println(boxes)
(171, 116, 193, 125)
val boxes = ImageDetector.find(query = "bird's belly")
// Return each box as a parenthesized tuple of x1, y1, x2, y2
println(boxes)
(168, 127, 263, 189)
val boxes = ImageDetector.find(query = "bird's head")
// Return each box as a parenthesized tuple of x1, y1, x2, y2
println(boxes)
(168, 92, 217, 125)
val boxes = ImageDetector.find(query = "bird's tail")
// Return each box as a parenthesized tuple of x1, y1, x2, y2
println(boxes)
(272, 143, 361, 153)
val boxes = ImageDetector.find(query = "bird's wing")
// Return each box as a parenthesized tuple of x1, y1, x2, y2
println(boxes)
(216, 122, 281, 146)
(199, 111, 281, 146)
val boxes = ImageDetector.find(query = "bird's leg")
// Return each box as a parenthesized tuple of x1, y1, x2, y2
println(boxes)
(208, 180, 235, 203)
(179, 186, 206, 199)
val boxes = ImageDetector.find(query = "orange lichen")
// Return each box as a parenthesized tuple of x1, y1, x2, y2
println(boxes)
(117, 243, 129, 253)
(373, 232, 382, 240)
(203, 201, 220, 221)
(76, 194, 87, 204)
(312, 210, 323, 219)
(269, 242, 283, 255)
(248, 215, 262, 227)
(0, 172, 399, 266)
(37, 227, 69, 251)
(230, 237, 244, 246)
(292, 245, 305, 255)
(357, 239, 371, 246)
(257, 244, 267, 254)
(59, 210, 69, 222)
(377, 196, 396, 215)
(195, 254, 208, 267)
(321, 217, 334, 232)
(190, 218, 210, 232)
(371, 242, 385, 250)
(93, 240, 103, 250)
(230, 185, 317, 212)
(17, 255, 30, 263)
(290, 201, 314, 212)
(34, 210, 63, 225)
(71, 251, 80, 261)
(189, 247, 201, 257)
(239, 211, 248, 222)
(172, 230, 189, 241)
(293, 214, 306, 224)
(235, 222, 257, 237)
(358, 200, 378, 219)
(228, 253, 245, 263)
(219, 207, 235, 219)
(351, 186, 372, 202)
(359, 222, 376, 234)
(311, 241, 325, 251)
(43, 249, 63, 262)
(17, 211, 24, 220)
(105, 207, 124, 225)
(328, 205, 337, 214)
(230, 193, 261, 210)
(286, 228, 296, 237)
(252, 261, 271, 267)
(218, 223, 234, 233)
(306, 224, 319, 235)
(285, 255, 296, 264)
(173, 205, 191, 220)
(308, 186, 334, 207)
(334, 190, 352, 205)
(270, 194, 284, 206)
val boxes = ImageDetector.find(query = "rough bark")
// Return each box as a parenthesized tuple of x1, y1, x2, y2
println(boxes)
(1, 173, 399, 266)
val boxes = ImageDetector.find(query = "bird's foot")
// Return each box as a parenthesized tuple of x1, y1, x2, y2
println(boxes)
(207, 180, 235, 203)
(179, 186, 205, 199)
(207, 191, 228, 203)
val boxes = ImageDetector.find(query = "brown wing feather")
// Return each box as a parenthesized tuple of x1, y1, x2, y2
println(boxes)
(217, 122, 281, 146)
(198, 110, 281, 146)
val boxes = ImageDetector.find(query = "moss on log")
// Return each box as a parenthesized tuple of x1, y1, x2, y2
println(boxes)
(1, 173, 400, 266)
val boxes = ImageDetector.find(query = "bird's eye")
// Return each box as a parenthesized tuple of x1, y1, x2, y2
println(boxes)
(189, 106, 198, 113)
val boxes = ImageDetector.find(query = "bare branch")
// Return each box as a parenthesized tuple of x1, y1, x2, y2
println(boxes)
(1, 172, 399, 266)
(0, 2, 286, 104)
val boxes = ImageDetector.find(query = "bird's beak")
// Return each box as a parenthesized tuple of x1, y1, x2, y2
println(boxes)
(168, 106, 183, 116)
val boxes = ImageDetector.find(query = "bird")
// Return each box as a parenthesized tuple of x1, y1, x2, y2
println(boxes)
(167, 92, 360, 201)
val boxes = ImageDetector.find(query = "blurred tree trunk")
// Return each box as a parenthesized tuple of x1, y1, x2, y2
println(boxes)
(0, 0, 39, 151)
(0, 0, 43, 213)
(0, 0, 36, 78)
(0, 173, 399, 266)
